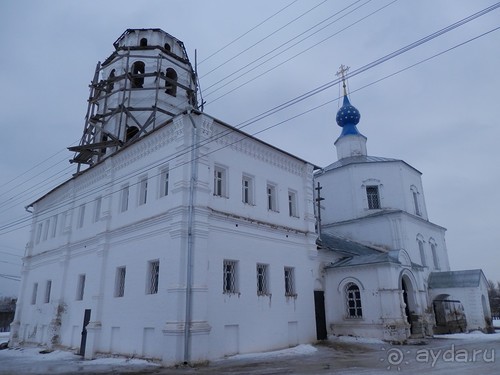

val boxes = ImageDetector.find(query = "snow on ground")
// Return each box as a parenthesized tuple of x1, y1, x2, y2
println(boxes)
(329, 335, 386, 344)
(222, 343, 317, 362)
(0, 332, 9, 344)
(434, 330, 500, 341)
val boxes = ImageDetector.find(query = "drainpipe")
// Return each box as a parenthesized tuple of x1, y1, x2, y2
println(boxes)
(184, 110, 198, 364)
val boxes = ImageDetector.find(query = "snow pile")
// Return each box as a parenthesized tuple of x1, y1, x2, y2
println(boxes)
(225, 344, 317, 361)
(329, 335, 385, 344)
(435, 331, 500, 341)
(0, 332, 9, 345)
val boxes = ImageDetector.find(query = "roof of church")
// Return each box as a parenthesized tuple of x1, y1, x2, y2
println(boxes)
(328, 251, 401, 268)
(318, 233, 383, 257)
(319, 155, 407, 173)
(336, 95, 361, 137)
(428, 270, 485, 288)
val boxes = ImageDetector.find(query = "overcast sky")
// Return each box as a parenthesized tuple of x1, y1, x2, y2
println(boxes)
(1, 0, 499, 297)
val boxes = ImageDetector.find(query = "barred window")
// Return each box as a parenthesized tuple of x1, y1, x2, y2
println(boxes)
(31, 283, 38, 305)
(346, 283, 362, 318)
(147, 260, 159, 294)
(284, 267, 296, 296)
(115, 266, 126, 297)
(366, 186, 380, 209)
(44, 280, 52, 303)
(223, 260, 238, 294)
(76, 274, 85, 301)
(256, 263, 269, 296)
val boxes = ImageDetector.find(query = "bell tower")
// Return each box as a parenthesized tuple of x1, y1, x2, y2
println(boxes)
(69, 29, 199, 172)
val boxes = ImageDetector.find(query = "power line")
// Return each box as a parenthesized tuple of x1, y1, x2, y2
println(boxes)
(199, 0, 300, 64)
(0, 23, 497, 237)
(0, 4, 498, 235)
(201, 0, 330, 78)
(203, 0, 370, 95)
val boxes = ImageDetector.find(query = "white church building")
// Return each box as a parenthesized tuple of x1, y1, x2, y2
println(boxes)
(10, 29, 493, 365)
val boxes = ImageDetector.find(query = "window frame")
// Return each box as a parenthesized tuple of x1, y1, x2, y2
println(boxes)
(256, 263, 270, 296)
(267, 183, 278, 212)
(138, 176, 148, 206)
(430, 241, 440, 270)
(418, 238, 427, 267)
(115, 266, 126, 298)
(213, 165, 228, 198)
(44, 280, 52, 304)
(288, 190, 298, 217)
(146, 260, 160, 295)
(284, 267, 296, 297)
(120, 184, 130, 213)
(159, 167, 169, 198)
(76, 274, 86, 301)
(242, 174, 254, 205)
(345, 282, 363, 319)
(366, 185, 380, 209)
(223, 259, 238, 294)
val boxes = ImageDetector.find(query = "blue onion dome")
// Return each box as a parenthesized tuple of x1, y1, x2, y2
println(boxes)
(335, 95, 361, 136)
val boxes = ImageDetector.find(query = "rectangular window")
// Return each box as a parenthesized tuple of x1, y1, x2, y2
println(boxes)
(366, 186, 380, 209)
(77, 204, 86, 228)
(139, 177, 148, 205)
(159, 168, 169, 198)
(256, 263, 269, 296)
(242, 175, 254, 204)
(146, 260, 160, 295)
(31, 283, 38, 305)
(223, 260, 238, 294)
(94, 196, 102, 223)
(120, 184, 129, 213)
(267, 184, 277, 211)
(50, 215, 58, 238)
(115, 266, 126, 297)
(44, 280, 52, 303)
(288, 190, 298, 217)
(76, 274, 86, 301)
(284, 267, 296, 297)
(214, 166, 227, 197)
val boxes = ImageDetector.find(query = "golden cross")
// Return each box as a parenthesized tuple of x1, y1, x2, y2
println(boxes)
(336, 64, 350, 96)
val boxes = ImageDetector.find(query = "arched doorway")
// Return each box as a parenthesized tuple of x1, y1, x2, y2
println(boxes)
(401, 274, 418, 336)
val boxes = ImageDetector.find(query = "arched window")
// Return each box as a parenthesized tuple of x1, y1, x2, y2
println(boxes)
(131, 61, 145, 88)
(430, 239, 440, 270)
(140, 38, 148, 47)
(410, 185, 421, 216)
(165, 68, 178, 96)
(164, 43, 171, 52)
(417, 234, 426, 267)
(126, 126, 139, 142)
(345, 282, 362, 318)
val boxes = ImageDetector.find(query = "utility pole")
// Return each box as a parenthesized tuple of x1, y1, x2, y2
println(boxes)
(315, 182, 324, 238)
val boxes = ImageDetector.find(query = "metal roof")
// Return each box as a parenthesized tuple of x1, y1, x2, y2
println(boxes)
(428, 270, 484, 289)
(318, 233, 383, 257)
(316, 155, 422, 175)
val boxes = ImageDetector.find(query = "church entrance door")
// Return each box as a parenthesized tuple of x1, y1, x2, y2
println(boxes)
(314, 291, 327, 340)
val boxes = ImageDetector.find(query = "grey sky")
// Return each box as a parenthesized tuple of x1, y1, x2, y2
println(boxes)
(1, 0, 499, 297)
